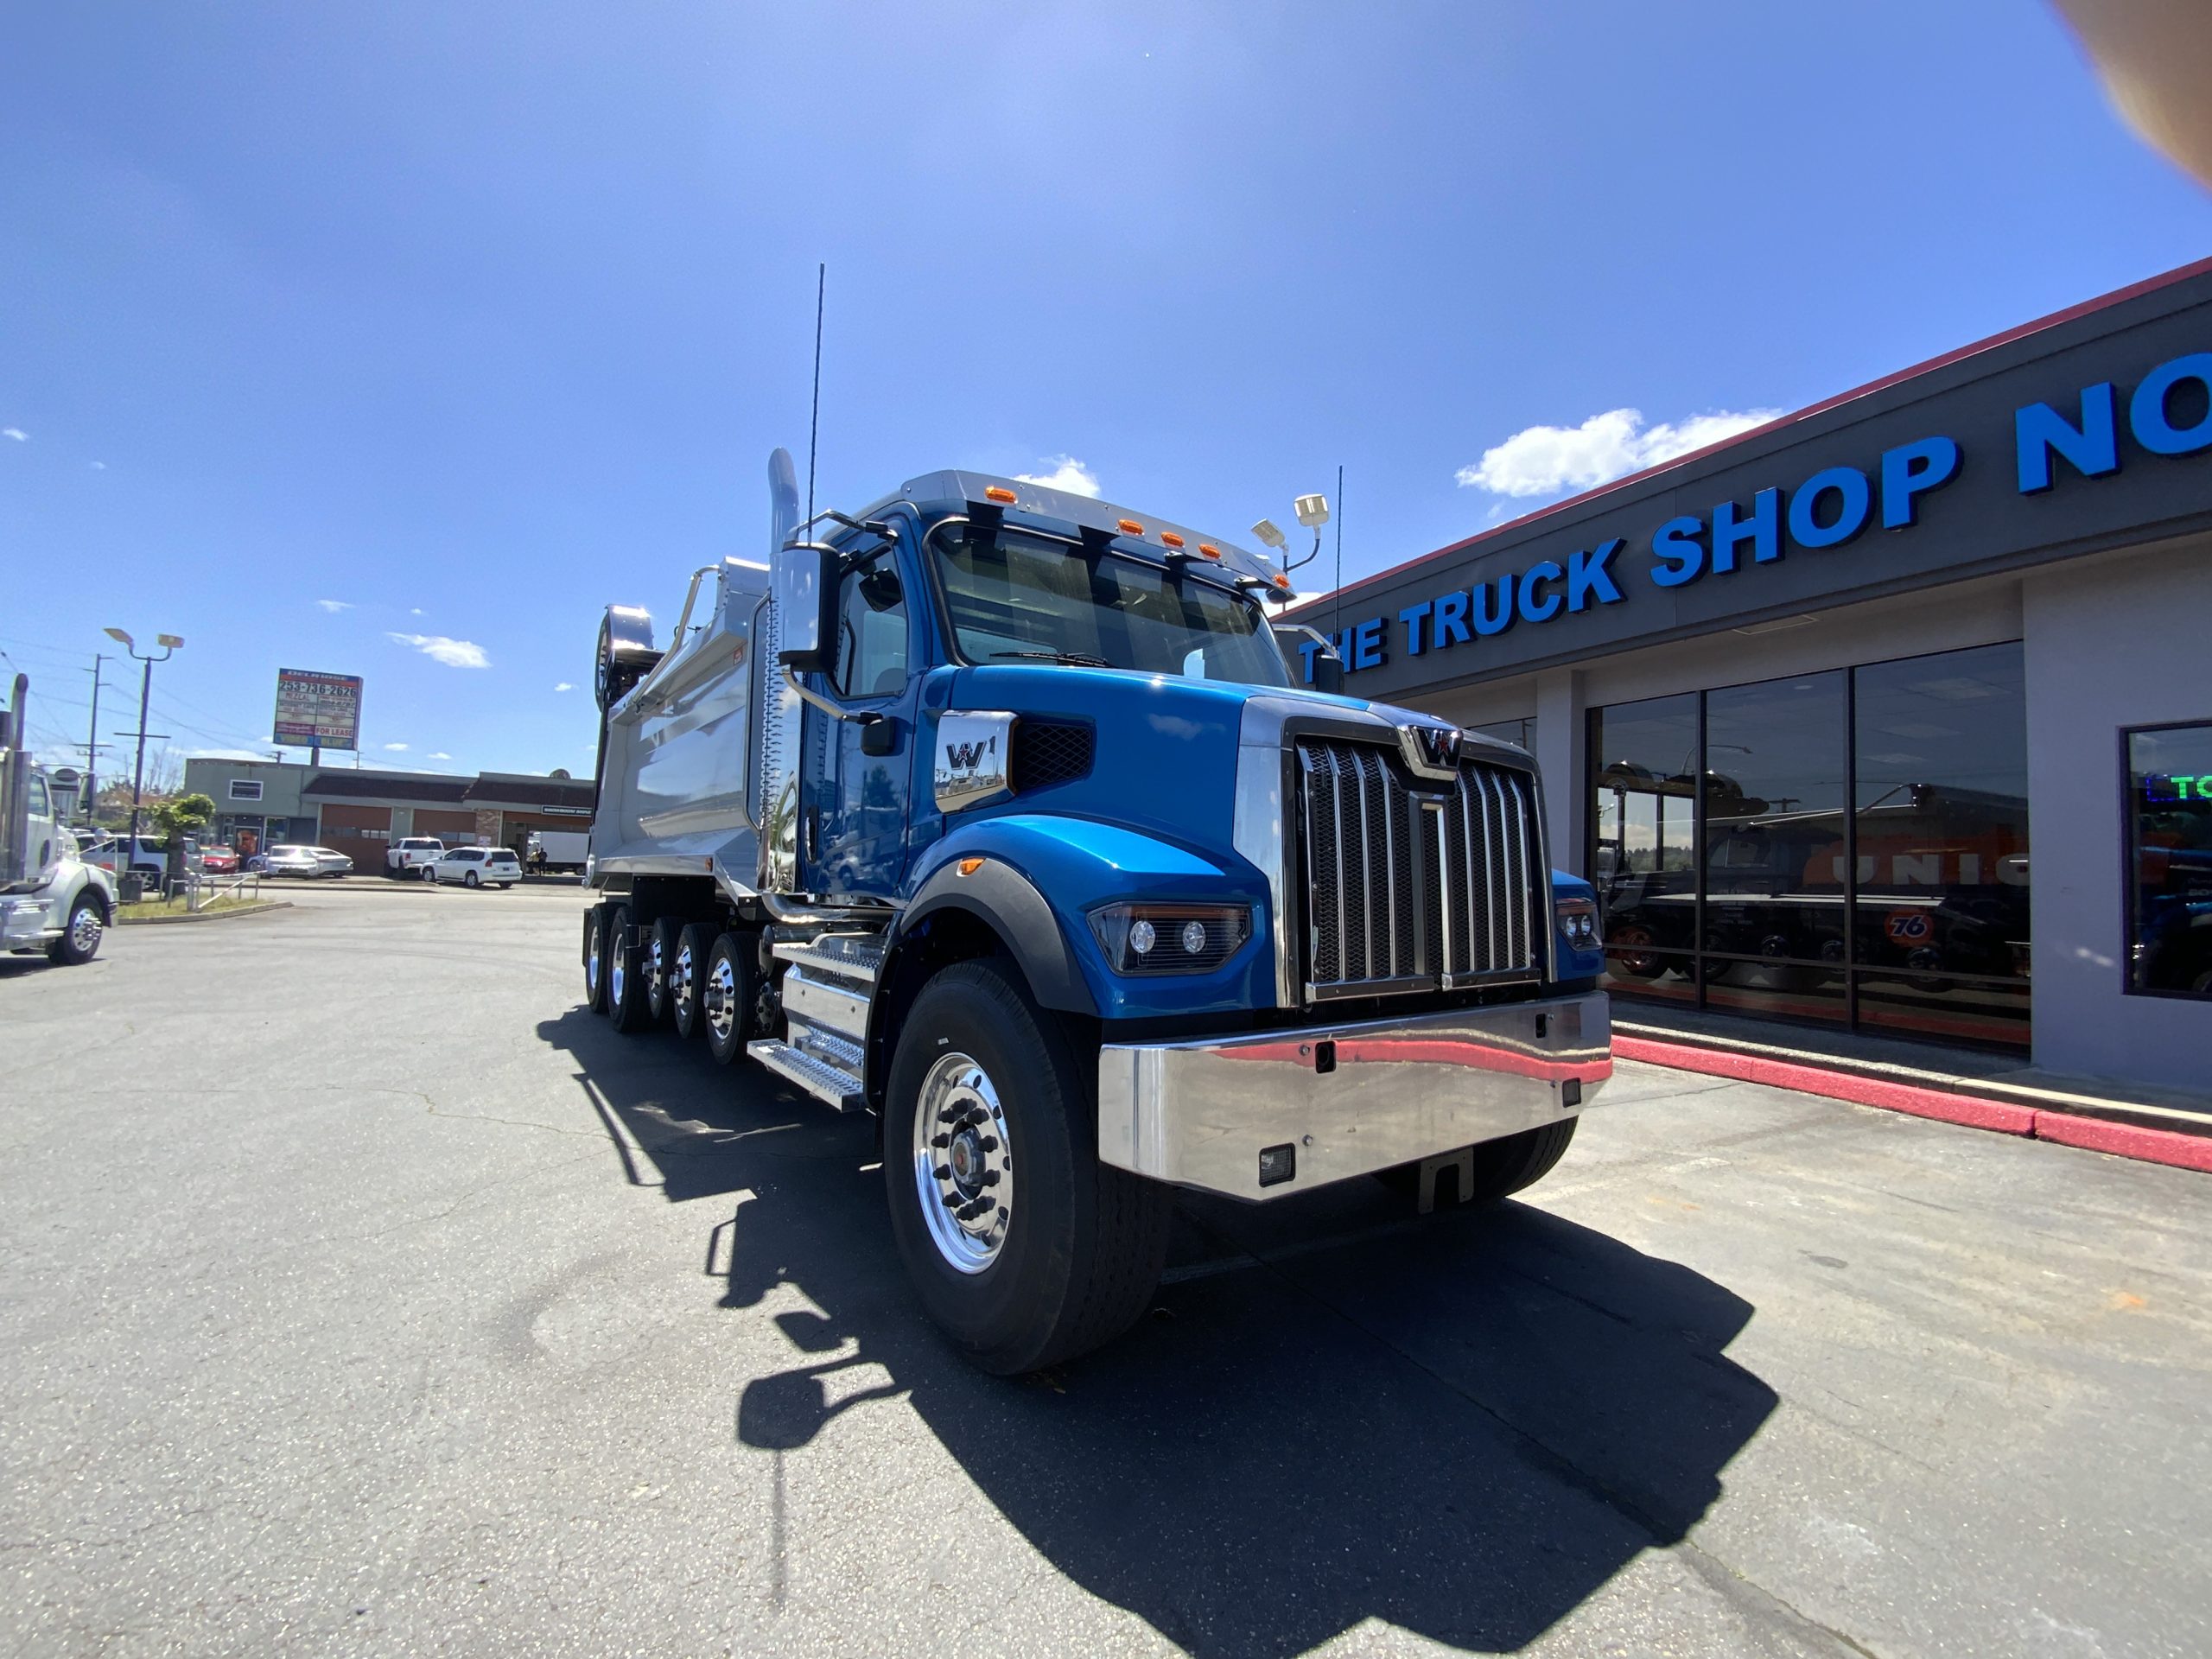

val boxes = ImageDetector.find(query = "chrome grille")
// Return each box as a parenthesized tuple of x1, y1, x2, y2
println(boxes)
(1294, 736, 1543, 999)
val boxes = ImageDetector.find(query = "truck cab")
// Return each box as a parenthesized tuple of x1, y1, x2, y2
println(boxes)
(582, 454, 1613, 1372)
(2, 676, 118, 966)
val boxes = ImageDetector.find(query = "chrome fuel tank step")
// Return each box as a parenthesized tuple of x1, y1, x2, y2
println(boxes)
(747, 1038, 865, 1113)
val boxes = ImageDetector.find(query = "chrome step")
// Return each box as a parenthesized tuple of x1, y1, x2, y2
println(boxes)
(781, 963, 870, 1042)
(772, 932, 888, 985)
(789, 1020, 864, 1074)
(747, 1038, 865, 1113)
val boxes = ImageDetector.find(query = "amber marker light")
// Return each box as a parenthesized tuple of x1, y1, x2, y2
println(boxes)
(957, 856, 986, 876)
(1116, 518, 1145, 535)
(1198, 543, 1222, 559)
(1160, 531, 1185, 549)
(1272, 572, 1292, 589)
(984, 486, 1017, 504)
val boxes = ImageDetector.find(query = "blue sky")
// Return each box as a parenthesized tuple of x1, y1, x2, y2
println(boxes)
(3, 2, 2208, 780)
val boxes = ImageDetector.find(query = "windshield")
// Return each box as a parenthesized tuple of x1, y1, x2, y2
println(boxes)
(930, 527, 1291, 689)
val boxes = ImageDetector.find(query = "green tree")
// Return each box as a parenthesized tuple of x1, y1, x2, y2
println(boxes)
(152, 791, 216, 882)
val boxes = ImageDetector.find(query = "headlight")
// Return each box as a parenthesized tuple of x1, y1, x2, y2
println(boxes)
(1089, 903, 1253, 975)
(1554, 894, 1599, 951)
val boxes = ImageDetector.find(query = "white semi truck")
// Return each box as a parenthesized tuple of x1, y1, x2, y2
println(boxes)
(1, 676, 118, 966)
(580, 452, 1616, 1372)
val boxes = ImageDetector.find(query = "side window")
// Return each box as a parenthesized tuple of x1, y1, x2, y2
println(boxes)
(832, 555, 908, 699)
(27, 775, 50, 818)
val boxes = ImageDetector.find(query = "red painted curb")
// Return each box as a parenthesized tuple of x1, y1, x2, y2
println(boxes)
(2032, 1111, 2212, 1174)
(1614, 1036, 2209, 1173)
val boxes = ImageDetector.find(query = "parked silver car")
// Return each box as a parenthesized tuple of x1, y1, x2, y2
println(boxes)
(264, 843, 352, 878)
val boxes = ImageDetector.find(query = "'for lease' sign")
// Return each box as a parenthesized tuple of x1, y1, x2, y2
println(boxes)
(273, 669, 363, 750)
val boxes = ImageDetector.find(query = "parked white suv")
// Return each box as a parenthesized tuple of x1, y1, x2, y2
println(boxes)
(426, 846, 522, 888)
(385, 836, 446, 879)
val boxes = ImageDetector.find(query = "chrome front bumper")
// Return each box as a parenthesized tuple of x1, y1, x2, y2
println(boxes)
(1097, 991, 1611, 1201)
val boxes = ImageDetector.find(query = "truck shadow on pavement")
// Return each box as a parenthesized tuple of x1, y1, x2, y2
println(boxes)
(538, 1003, 1778, 1657)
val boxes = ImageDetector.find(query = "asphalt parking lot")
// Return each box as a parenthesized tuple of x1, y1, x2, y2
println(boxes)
(4, 885, 2209, 1658)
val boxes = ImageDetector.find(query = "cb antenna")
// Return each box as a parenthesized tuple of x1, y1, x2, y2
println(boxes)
(806, 263, 825, 529)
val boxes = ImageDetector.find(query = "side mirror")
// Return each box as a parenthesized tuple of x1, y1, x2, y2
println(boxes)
(1312, 652, 1344, 696)
(774, 540, 839, 675)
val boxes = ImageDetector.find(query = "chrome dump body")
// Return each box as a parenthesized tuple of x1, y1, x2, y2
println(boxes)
(589, 557, 790, 896)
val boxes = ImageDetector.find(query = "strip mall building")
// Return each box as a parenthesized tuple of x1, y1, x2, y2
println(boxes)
(1294, 258, 2212, 1092)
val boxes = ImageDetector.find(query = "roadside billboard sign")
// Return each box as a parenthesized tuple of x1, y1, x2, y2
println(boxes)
(273, 669, 363, 750)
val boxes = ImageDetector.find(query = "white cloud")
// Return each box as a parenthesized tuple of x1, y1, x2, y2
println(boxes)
(429, 751, 452, 760)
(410, 607, 423, 616)
(2, 428, 25, 442)
(315, 598, 353, 613)
(1014, 455, 1103, 498)
(185, 747, 267, 760)
(1455, 405, 1782, 499)
(383, 741, 410, 752)
(553, 681, 575, 692)
(88, 461, 106, 471)
(387, 631, 490, 669)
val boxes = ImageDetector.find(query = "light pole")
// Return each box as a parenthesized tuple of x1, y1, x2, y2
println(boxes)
(104, 627, 182, 874)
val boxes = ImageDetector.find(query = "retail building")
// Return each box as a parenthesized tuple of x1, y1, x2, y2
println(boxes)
(1293, 258, 2212, 1090)
(181, 758, 594, 873)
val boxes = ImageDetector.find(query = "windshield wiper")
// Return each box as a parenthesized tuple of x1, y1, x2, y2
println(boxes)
(988, 649, 1113, 667)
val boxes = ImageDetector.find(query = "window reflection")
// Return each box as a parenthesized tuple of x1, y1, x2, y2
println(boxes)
(1590, 695, 1697, 988)
(1703, 673, 1847, 966)
(1586, 643, 2031, 1050)
(1853, 645, 2029, 983)
(2128, 722, 2212, 998)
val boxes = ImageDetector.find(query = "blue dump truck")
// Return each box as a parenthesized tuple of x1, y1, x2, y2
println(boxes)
(582, 452, 1613, 1372)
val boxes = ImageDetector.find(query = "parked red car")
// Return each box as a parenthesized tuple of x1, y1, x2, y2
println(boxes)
(200, 844, 239, 875)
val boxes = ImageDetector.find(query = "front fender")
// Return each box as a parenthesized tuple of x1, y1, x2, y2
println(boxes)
(899, 815, 1273, 1020)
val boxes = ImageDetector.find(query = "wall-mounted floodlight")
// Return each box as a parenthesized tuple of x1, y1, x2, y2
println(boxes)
(1294, 493, 1331, 529)
(1250, 518, 1287, 551)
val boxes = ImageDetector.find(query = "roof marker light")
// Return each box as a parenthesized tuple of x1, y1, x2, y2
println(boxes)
(1160, 531, 1185, 549)
(1198, 543, 1222, 559)
(1272, 572, 1292, 589)
(984, 486, 1017, 504)
(1116, 518, 1145, 535)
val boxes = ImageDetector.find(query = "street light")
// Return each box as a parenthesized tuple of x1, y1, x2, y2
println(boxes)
(105, 627, 182, 885)
(1253, 492, 1332, 577)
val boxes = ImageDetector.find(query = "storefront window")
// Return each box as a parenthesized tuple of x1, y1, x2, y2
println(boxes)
(1854, 644, 2030, 1044)
(1587, 643, 2031, 1049)
(1701, 672, 1847, 1025)
(1590, 694, 1697, 996)
(2127, 722, 2212, 998)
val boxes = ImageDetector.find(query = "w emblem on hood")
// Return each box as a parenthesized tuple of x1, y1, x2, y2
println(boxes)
(1396, 720, 1465, 780)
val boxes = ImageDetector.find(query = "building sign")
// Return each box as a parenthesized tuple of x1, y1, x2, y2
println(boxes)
(273, 669, 363, 750)
(1300, 346, 2212, 685)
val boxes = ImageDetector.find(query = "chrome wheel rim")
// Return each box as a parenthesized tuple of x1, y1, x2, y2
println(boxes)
(645, 936, 664, 1009)
(704, 953, 737, 1045)
(69, 908, 101, 953)
(610, 939, 627, 1007)
(912, 1051, 1013, 1274)
(586, 921, 601, 998)
(674, 942, 695, 1018)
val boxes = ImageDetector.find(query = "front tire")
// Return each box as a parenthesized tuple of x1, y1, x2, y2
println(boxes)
(47, 893, 105, 965)
(671, 922, 714, 1039)
(464, 870, 480, 889)
(884, 958, 1172, 1375)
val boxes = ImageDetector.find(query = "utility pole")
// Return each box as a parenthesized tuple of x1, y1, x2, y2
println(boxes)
(82, 654, 107, 822)
(102, 627, 182, 877)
